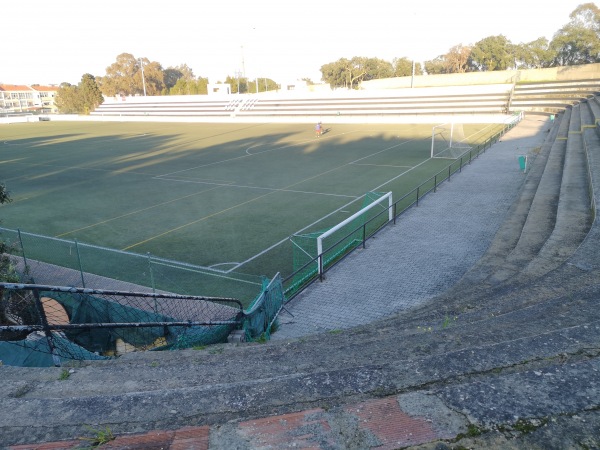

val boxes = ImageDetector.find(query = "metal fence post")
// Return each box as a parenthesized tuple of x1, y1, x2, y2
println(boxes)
(147, 252, 156, 294)
(32, 287, 61, 367)
(74, 239, 85, 288)
(17, 229, 29, 268)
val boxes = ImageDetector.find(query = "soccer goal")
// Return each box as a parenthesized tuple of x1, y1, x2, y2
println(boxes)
(431, 122, 472, 159)
(289, 192, 393, 292)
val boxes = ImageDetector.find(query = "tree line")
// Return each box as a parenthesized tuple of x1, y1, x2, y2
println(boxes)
(56, 3, 599, 113)
(321, 3, 600, 89)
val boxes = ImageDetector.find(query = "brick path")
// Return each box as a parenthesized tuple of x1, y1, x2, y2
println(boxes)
(273, 116, 550, 340)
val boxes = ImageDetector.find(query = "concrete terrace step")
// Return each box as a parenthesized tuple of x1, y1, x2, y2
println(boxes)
(480, 110, 571, 284)
(453, 113, 561, 289)
(588, 96, 600, 124)
(516, 106, 592, 281)
(2, 272, 600, 447)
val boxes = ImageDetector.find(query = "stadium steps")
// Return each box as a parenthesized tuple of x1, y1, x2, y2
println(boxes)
(589, 95, 600, 125)
(2, 260, 600, 447)
(510, 79, 600, 115)
(451, 113, 563, 288)
(412, 103, 593, 309)
(476, 108, 571, 284)
(515, 104, 593, 281)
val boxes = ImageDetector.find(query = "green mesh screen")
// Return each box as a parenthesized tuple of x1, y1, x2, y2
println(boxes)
(288, 192, 390, 295)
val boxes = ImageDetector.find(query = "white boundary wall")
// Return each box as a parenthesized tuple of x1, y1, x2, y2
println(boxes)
(1, 112, 516, 126)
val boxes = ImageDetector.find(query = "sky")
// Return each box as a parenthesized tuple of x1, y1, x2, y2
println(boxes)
(2, 0, 590, 86)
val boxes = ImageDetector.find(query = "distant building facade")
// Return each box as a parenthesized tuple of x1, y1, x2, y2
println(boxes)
(0, 84, 59, 114)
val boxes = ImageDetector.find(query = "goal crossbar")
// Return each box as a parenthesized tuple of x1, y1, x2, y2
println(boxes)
(316, 191, 393, 274)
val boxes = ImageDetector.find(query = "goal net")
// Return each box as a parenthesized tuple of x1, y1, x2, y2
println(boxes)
(289, 192, 393, 293)
(431, 122, 472, 159)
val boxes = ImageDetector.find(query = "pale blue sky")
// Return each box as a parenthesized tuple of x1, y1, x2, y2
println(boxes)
(2, 0, 589, 86)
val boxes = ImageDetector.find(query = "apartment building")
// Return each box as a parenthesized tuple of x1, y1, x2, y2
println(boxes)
(0, 84, 59, 114)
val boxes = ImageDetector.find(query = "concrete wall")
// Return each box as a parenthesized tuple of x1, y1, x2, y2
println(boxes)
(361, 63, 600, 90)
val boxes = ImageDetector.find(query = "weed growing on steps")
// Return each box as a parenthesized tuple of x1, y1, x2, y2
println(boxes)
(78, 425, 115, 448)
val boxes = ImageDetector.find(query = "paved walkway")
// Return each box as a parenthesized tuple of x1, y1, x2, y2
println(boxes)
(273, 116, 551, 340)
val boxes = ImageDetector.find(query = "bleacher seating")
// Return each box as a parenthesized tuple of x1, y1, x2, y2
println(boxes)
(91, 84, 514, 119)
(91, 79, 600, 120)
(509, 79, 600, 115)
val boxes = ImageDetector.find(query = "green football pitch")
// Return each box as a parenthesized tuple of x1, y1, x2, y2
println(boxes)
(0, 120, 504, 288)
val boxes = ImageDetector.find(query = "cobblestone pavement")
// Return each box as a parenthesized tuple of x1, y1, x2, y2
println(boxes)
(273, 116, 551, 340)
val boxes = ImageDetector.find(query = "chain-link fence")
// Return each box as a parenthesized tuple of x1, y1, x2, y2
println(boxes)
(0, 228, 265, 306)
(0, 274, 285, 367)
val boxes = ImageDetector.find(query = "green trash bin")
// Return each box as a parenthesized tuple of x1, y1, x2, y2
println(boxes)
(518, 155, 527, 172)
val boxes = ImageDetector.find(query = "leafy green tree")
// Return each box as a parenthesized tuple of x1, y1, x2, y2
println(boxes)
(169, 77, 209, 95)
(164, 64, 196, 89)
(469, 35, 514, 71)
(55, 75, 103, 114)
(79, 74, 104, 114)
(98, 53, 164, 97)
(424, 56, 448, 75)
(250, 78, 278, 92)
(98, 53, 139, 96)
(550, 3, 600, 66)
(363, 57, 394, 80)
(513, 38, 554, 69)
(321, 58, 351, 88)
(444, 45, 473, 73)
(139, 59, 165, 96)
(321, 57, 392, 89)
(55, 83, 82, 114)
(225, 75, 249, 94)
(392, 57, 423, 77)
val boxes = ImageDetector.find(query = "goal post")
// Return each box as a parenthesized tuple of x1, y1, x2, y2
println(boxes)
(431, 122, 472, 159)
(317, 191, 393, 272)
(289, 192, 393, 293)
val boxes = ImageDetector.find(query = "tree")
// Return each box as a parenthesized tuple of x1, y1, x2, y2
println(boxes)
(321, 59, 351, 89)
(169, 77, 209, 95)
(55, 74, 103, 114)
(79, 74, 104, 114)
(469, 35, 514, 71)
(138, 59, 165, 96)
(54, 83, 82, 114)
(164, 64, 196, 89)
(225, 75, 249, 94)
(97, 53, 139, 96)
(97, 53, 165, 97)
(320, 57, 391, 89)
(392, 57, 423, 77)
(550, 3, 600, 66)
(249, 78, 278, 93)
(513, 38, 554, 69)
(424, 56, 448, 75)
(444, 45, 473, 73)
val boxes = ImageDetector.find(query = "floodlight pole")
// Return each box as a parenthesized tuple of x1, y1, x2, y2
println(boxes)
(139, 58, 147, 96)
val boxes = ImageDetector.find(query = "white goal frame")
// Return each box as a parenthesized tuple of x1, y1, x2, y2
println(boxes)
(316, 191, 393, 275)
(431, 122, 471, 159)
